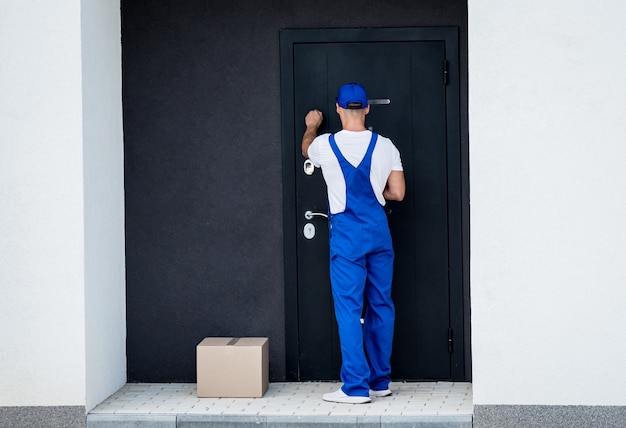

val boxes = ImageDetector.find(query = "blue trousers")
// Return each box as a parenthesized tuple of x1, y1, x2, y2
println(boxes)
(329, 214, 395, 397)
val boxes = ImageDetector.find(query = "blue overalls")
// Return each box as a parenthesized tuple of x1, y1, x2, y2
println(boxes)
(328, 132, 395, 397)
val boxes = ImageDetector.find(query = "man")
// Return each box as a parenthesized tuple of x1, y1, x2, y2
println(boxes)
(301, 83, 405, 404)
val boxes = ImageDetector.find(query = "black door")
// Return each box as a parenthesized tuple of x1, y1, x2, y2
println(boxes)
(281, 28, 464, 382)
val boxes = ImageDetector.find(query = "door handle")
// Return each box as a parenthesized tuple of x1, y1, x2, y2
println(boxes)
(304, 210, 328, 220)
(368, 98, 391, 105)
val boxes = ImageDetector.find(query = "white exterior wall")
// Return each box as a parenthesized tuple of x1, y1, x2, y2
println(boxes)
(0, 0, 86, 406)
(82, 0, 126, 411)
(469, 0, 626, 406)
(0, 0, 125, 410)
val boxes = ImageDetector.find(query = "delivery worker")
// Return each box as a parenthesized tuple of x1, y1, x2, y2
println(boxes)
(301, 83, 405, 404)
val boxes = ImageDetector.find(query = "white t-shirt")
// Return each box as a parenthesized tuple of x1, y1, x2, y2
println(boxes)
(307, 130, 403, 214)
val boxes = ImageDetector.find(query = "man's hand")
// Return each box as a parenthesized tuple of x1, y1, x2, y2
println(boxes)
(302, 109, 323, 158)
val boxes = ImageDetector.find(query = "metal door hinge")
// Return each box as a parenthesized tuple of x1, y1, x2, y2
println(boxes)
(448, 328, 453, 353)
(443, 60, 449, 85)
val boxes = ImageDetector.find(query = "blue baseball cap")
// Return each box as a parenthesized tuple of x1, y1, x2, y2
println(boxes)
(336, 83, 368, 109)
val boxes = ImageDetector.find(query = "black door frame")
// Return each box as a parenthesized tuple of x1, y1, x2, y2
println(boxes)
(280, 27, 468, 381)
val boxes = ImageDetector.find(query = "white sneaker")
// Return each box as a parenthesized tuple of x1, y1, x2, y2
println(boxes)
(322, 388, 371, 404)
(369, 388, 392, 397)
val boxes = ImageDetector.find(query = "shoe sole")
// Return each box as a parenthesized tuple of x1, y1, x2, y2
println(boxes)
(323, 395, 371, 404)
(369, 389, 392, 397)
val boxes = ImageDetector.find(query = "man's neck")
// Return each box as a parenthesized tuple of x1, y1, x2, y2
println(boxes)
(341, 119, 367, 132)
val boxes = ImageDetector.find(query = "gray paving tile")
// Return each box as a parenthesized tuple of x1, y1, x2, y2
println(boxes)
(86, 414, 177, 428)
(267, 415, 359, 427)
(381, 415, 472, 428)
(177, 414, 266, 427)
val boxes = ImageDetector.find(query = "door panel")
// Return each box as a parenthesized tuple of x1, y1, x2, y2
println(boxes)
(282, 28, 463, 382)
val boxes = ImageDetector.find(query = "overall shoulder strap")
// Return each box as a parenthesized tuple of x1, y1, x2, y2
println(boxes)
(329, 134, 348, 165)
(359, 132, 378, 170)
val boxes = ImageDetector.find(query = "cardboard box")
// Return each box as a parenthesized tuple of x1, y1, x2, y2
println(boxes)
(196, 337, 269, 398)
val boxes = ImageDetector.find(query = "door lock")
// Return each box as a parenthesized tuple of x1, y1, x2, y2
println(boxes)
(303, 223, 316, 239)
(304, 210, 328, 220)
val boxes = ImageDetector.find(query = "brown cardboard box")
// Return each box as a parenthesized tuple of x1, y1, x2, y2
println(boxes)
(196, 337, 269, 398)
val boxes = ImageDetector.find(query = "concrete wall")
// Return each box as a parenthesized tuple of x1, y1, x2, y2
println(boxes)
(469, 0, 626, 408)
(0, 0, 125, 418)
(82, 0, 126, 412)
(0, 0, 86, 407)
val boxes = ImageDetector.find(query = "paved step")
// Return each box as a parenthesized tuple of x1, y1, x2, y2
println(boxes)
(87, 382, 473, 428)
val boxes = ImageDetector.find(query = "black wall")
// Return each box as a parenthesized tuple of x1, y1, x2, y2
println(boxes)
(122, 0, 468, 382)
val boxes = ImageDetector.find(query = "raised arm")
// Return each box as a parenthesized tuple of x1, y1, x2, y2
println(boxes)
(383, 170, 406, 201)
(301, 109, 323, 158)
